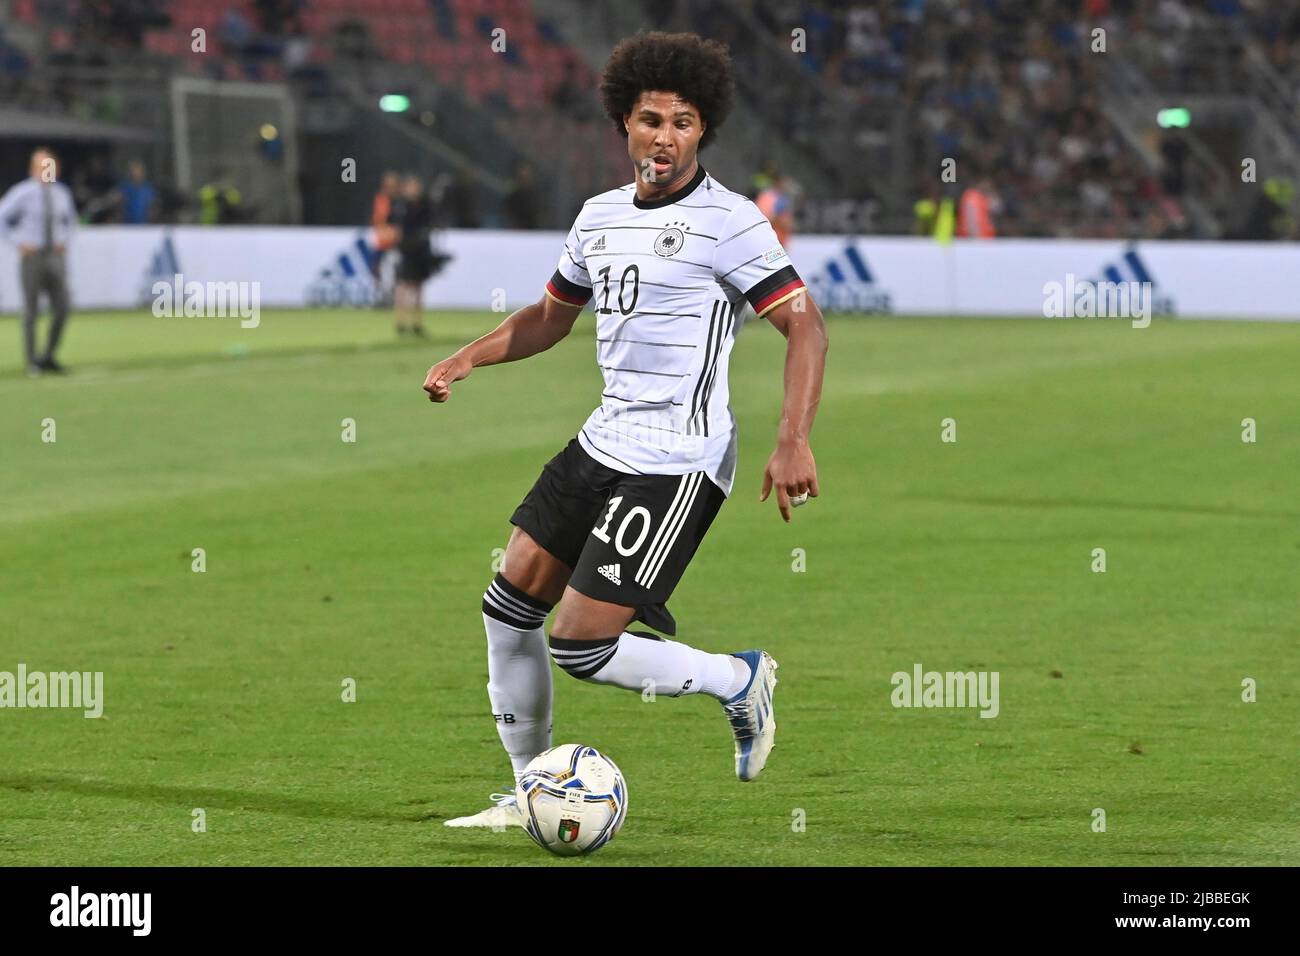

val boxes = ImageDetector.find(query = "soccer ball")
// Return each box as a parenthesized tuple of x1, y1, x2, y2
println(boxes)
(516, 744, 628, 856)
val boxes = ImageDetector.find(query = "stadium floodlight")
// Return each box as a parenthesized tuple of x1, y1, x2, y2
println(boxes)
(379, 94, 411, 113)
(1156, 107, 1191, 128)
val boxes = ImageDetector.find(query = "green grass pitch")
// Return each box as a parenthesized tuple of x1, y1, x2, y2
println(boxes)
(1, 307, 1297, 866)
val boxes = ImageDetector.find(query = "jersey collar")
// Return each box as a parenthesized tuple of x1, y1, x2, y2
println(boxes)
(632, 164, 707, 210)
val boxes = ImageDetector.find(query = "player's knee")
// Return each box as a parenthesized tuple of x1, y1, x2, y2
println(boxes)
(481, 572, 552, 633)
(501, 529, 569, 606)
(548, 633, 619, 680)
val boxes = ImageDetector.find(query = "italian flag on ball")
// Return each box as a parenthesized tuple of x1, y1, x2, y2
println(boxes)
(558, 819, 581, 843)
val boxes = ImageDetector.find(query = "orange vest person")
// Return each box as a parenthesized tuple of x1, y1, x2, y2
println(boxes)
(956, 183, 995, 238)
(756, 179, 794, 248)
(373, 171, 400, 251)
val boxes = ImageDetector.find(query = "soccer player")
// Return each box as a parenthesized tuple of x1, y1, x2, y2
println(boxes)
(424, 33, 828, 828)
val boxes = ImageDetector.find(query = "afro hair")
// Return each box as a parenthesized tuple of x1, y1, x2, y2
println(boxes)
(599, 32, 735, 150)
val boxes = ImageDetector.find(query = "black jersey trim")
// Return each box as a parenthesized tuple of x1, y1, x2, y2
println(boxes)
(600, 365, 687, 378)
(632, 164, 708, 210)
(688, 301, 722, 434)
(603, 393, 684, 406)
(689, 301, 732, 436)
(580, 427, 646, 473)
(547, 269, 592, 305)
(743, 265, 802, 310)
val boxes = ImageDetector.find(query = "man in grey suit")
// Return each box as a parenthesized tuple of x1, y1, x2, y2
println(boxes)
(0, 147, 77, 375)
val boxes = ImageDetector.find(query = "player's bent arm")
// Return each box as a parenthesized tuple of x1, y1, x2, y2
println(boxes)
(423, 293, 583, 401)
(764, 290, 828, 446)
(757, 290, 829, 520)
(462, 292, 583, 366)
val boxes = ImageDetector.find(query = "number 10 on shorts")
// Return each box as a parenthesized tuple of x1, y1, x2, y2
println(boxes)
(591, 496, 653, 557)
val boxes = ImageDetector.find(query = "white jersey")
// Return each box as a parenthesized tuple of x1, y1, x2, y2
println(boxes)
(544, 166, 805, 497)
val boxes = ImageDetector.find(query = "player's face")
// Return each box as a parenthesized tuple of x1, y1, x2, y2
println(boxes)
(624, 91, 705, 190)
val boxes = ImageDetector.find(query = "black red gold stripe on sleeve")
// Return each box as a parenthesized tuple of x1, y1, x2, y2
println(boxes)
(545, 270, 592, 306)
(746, 265, 806, 316)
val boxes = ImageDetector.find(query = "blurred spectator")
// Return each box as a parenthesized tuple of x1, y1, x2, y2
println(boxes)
(220, 6, 285, 78)
(220, 8, 255, 57)
(370, 171, 400, 304)
(1159, 132, 1190, 198)
(956, 168, 998, 239)
(198, 174, 243, 225)
(913, 181, 956, 240)
(79, 0, 170, 49)
(391, 174, 448, 336)
(72, 155, 119, 224)
(282, 25, 313, 76)
(255, 0, 301, 35)
(118, 161, 157, 224)
(0, 25, 31, 94)
(372, 171, 400, 246)
(552, 59, 586, 119)
(334, 19, 379, 63)
(1230, 177, 1296, 240)
(756, 170, 795, 248)
(156, 180, 188, 224)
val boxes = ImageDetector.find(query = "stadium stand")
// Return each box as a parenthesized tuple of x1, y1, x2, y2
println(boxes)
(1, 0, 1295, 238)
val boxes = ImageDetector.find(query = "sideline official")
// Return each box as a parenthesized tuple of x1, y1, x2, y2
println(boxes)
(0, 147, 77, 375)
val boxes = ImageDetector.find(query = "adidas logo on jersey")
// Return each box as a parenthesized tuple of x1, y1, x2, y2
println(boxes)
(590, 235, 607, 251)
(596, 563, 621, 585)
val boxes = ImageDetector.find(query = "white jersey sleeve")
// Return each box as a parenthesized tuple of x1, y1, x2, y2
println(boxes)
(544, 216, 594, 307)
(711, 200, 806, 317)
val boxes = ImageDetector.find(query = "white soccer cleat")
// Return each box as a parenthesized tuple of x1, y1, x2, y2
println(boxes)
(721, 650, 779, 781)
(443, 790, 524, 829)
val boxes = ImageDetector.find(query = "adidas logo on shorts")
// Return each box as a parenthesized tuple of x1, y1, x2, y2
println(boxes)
(596, 563, 621, 585)
(591, 235, 606, 251)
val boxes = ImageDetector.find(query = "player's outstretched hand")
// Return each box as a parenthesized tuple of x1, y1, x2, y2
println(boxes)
(423, 354, 473, 403)
(760, 439, 819, 523)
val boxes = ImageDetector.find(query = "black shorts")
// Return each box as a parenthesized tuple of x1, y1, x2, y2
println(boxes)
(396, 244, 450, 283)
(510, 437, 726, 636)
